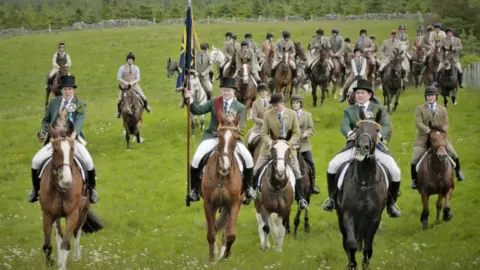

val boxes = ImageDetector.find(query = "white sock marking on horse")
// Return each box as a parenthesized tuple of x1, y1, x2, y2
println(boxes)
(58, 248, 69, 270)
(73, 231, 81, 261)
(269, 213, 284, 252)
(60, 141, 72, 188)
(54, 222, 62, 254)
(219, 245, 227, 260)
(256, 212, 268, 250)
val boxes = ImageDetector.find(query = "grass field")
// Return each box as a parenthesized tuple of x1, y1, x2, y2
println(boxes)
(1, 20, 480, 270)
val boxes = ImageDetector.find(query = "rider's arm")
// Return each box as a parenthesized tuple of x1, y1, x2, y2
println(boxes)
(340, 109, 352, 137)
(66, 54, 71, 67)
(117, 66, 128, 84)
(252, 103, 263, 125)
(379, 41, 386, 58)
(235, 51, 241, 71)
(190, 99, 213, 116)
(73, 102, 86, 135)
(415, 106, 430, 134)
(303, 113, 314, 138)
(260, 113, 273, 147)
(339, 39, 345, 55)
(453, 38, 462, 51)
(52, 53, 59, 68)
(288, 112, 301, 146)
(442, 108, 449, 131)
(130, 66, 140, 84)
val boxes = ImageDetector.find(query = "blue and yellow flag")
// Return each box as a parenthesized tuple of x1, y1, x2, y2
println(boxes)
(176, 2, 201, 88)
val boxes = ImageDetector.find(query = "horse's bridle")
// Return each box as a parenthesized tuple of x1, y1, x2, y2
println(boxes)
(50, 137, 74, 192)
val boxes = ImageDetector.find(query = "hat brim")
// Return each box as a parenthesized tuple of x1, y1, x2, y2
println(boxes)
(61, 85, 77, 88)
(353, 87, 373, 93)
(269, 99, 283, 105)
(220, 85, 237, 90)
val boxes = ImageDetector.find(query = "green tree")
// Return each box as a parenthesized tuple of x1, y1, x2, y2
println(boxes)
(75, 8, 83, 22)
(37, 5, 52, 28)
(22, 5, 36, 28)
(155, 8, 165, 22)
(251, 0, 264, 17)
(138, 5, 153, 20)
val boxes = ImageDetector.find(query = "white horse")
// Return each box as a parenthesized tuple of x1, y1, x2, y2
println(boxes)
(210, 46, 226, 69)
(189, 70, 208, 137)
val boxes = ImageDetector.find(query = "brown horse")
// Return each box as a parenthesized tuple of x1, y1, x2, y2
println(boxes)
(381, 48, 404, 113)
(40, 124, 103, 269)
(438, 46, 459, 107)
(417, 124, 454, 230)
(274, 48, 294, 101)
(202, 115, 243, 262)
(260, 45, 275, 91)
(293, 149, 311, 236)
(310, 49, 331, 107)
(236, 63, 256, 118)
(166, 57, 180, 78)
(424, 47, 440, 86)
(254, 131, 295, 252)
(411, 45, 425, 88)
(293, 42, 310, 93)
(119, 84, 144, 149)
(45, 65, 69, 109)
(331, 56, 343, 97)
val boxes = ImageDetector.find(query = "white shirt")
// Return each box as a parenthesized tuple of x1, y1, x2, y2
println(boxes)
(351, 56, 367, 76)
(117, 64, 141, 81)
(357, 101, 369, 113)
(223, 98, 234, 111)
(295, 109, 302, 118)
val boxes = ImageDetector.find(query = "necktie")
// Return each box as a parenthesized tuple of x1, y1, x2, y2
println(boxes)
(297, 111, 300, 119)
(224, 101, 228, 113)
(62, 100, 68, 111)
(361, 38, 364, 45)
(128, 65, 132, 74)
(430, 104, 435, 114)
(263, 99, 267, 108)
(360, 105, 365, 114)
(277, 112, 282, 121)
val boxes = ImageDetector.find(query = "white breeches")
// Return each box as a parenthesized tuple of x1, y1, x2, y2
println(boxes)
(191, 138, 254, 169)
(32, 141, 94, 171)
(254, 154, 301, 178)
(247, 131, 261, 144)
(49, 67, 59, 78)
(272, 58, 296, 70)
(118, 84, 146, 102)
(199, 75, 213, 95)
(327, 147, 401, 182)
(437, 62, 462, 72)
(379, 56, 409, 72)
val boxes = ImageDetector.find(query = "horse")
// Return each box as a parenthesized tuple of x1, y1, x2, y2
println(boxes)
(45, 65, 69, 109)
(293, 148, 312, 236)
(273, 48, 294, 101)
(211, 46, 235, 86)
(293, 42, 311, 93)
(188, 70, 208, 137)
(119, 84, 144, 149)
(424, 47, 440, 86)
(254, 130, 295, 252)
(236, 63, 256, 118)
(330, 56, 343, 97)
(201, 115, 243, 262)
(417, 124, 455, 230)
(438, 46, 459, 108)
(310, 49, 331, 107)
(260, 43, 275, 91)
(411, 45, 426, 88)
(382, 48, 404, 113)
(40, 124, 103, 269)
(335, 112, 388, 270)
(166, 57, 180, 78)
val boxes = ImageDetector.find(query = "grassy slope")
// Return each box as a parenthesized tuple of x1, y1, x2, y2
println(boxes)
(1, 21, 480, 270)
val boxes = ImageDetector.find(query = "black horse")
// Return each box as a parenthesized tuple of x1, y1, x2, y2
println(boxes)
(381, 48, 404, 113)
(335, 111, 388, 270)
(438, 46, 459, 108)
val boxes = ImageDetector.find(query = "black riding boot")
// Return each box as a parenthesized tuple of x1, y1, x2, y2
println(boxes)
(188, 166, 201, 202)
(269, 67, 276, 84)
(28, 168, 40, 203)
(87, 168, 99, 203)
(243, 168, 257, 201)
(296, 178, 309, 210)
(454, 158, 465, 181)
(322, 173, 337, 211)
(218, 67, 224, 81)
(339, 85, 349, 103)
(143, 99, 151, 113)
(434, 72, 439, 83)
(116, 103, 121, 118)
(292, 68, 298, 84)
(302, 152, 320, 194)
(209, 71, 214, 83)
(458, 71, 464, 88)
(411, 164, 418, 189)
(387, 181, 401, 218)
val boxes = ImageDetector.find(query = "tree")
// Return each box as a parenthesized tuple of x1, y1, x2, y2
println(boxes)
(251, 0, 264, 17)
(37, 5, 52, 28)
(155, 8, 165, 22)
(138, 5, 153, 20)
(75, 8, 83, 22)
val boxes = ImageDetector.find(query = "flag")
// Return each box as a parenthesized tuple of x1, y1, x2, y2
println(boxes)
(175, 2, 200, 89)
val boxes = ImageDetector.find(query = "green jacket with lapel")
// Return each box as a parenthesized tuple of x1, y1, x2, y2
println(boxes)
(340, 102, 392, 141)
(190, 96, 246, 141)
(41, 96, 87, 141)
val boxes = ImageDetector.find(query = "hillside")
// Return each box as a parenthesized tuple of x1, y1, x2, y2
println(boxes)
(1, 21, 480, 270)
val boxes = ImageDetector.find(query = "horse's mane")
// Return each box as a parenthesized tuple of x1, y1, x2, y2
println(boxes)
(430, 125, 447, 134)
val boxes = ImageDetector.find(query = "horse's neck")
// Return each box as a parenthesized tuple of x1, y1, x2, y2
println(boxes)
(193, 81, 206, 102)
(353, 158, 378, 181)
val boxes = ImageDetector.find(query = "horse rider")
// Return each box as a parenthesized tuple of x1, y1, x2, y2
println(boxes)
(232, 35, 241, 52)
(253, 93, 309, 210)
(184, 77, 257, 203)
(30, 75, 99, 204)
(369, 35, 381, 73)
(269, 30, 298, 84)
(307, 28, 334, 77)
(422, 25, 436, 68)
(330, 28, 346, 72)
(258, 32, 275, 66)
(344, 38, 353, 55)
(433, 23, 447, 45)
(412, 27, 424, 57)
(377, 30, 406, 82)
(234, 40, 262, 83)
(116, 52, 151, 118)
(355, 29, 376, 70)
(195, 43, 214, 99)
(244, 32, 258, 53)
(398, 25, 411, 81)
(435, 28, 464, 88)
(46, 42, 72, 90)
(219, 32, 235, 80)
(322, 79, 401, 218)
(339, 48, 367, 103)
(290, 94, 320, 195)
(410, 85, 465, 189)
(246, 83, 270, 154)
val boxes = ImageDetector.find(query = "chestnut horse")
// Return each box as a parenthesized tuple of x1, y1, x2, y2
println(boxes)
(274, 48, 294, 101)
(40, 124, 102, 269)
(417, 124, 454, 230)
(260, 44, 275, 91)
(411, 44, 425, 88)
(45, 65, 69, 109)
(202, 115, 243, 262)
(236, 63, 256, 120)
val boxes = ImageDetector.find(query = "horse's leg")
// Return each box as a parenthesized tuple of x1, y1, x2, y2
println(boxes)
(136, 119, 144, 143)
(53, 219, 64, 264)
(125, 128, 130, 149)
(443, 185, 454, 221)
(255, 206, 270, 251)
(42, 213, 55, 266)
(320, 85, 326, 107)
(58, 210, 80, 270)
(304, 198, 310, 233)
(435, 194, 444, 223)
(311, 82, 318, 107)
(362, 219, 380, 270)
(269, 212, 285, 252)
(420, 193, 430, 230)
(343, 214, 357, 269)
(200, 114, 205, 130)
(220, 202, 241, 260)
(203, 202, 217, 262)
(393, 90, 400, 112)
(293, 206, 301, 237)
(452, 87, 457, 105)
(442, 91, 448, 108)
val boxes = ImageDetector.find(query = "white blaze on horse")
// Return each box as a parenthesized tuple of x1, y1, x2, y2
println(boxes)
(189, 70, 208, 137)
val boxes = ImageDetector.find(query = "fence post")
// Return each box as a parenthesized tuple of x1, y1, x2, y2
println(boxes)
(285, 16, 287, 22)
(48, 24, 51, 33)
(232, 16, 235, 23)
(208, 16, 210, 24)
(153, 17, 156, 24)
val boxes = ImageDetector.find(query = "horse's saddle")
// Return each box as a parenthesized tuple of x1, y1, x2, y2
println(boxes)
(254, 160, 296, 193)
(247, 135, 262, 154)
(336, 160, 390, 191)
(415, 150, 456, 173)
(198, 147, 246, 178)
(38, 156, 88, 184)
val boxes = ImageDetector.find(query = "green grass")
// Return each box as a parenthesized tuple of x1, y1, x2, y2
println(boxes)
(1, 21, 480, 270)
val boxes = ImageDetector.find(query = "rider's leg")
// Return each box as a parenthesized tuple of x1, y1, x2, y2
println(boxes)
(28, 143, 53, 202)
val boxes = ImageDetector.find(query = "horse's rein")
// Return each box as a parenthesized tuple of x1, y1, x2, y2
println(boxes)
(50, 137, 74, 192)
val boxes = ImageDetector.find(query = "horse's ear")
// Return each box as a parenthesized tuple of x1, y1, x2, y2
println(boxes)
(269, 130, 277, 141)
(375, 109, 382, 124)
(359, 110, 366, 120)
(285, 130, 292, 141)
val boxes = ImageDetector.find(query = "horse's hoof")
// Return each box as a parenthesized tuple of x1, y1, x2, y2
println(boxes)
(139, 137, 144, 143)
(304, 225, 310, 233)
(422, 222, 428, 230)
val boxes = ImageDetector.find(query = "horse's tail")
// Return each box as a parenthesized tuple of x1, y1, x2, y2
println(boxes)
(81, 209, 104, 234)
(215, 206, 229, 230)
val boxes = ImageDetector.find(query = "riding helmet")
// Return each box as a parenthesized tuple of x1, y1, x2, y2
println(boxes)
(345, 38, 351, 42)
(244, 32, 252, 38)
(241, 40, 249, 47)
(426, 25, 434, 31)
(445, 27, 454, 34)
(257, 83, 268, 92)
(269, 93, 284, 104)
(282, 30, 290, 38)
(291, 94, 303, 103)
(266, 32, 274, 39)
(58, 42, 66, 47)
(353, 47, 363, 54)
(331, 28, 339, 34)
(424, 85, 439, 96)
(126, 52, 135, 61)
(225, 32, 233, 37)
(369, 35, 376, 40)
(360, 29, 367, 34)
(316, 28, 324, 35)
(434, 23, 442, 28)
(399, 25, 406, 30)
(232, 35, 237, 40)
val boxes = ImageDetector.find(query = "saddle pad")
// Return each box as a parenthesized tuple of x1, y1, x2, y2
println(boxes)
(39, 157, 86, 181)
(257, 161, 295, 191)
(416, 151, 456, 172)
(202, 151, 244, 174)
(337, 161, 389, 190)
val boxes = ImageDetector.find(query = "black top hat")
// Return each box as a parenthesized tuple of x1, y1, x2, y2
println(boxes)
(269, 93, 284, 104)
(353, 79, 373, 94)
(257, 83, 268, 92)
(60, 75, 77, 88)
(220, 77, 237, 90)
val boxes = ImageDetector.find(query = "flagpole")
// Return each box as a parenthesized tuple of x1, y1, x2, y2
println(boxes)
(185, 0, 192, 207)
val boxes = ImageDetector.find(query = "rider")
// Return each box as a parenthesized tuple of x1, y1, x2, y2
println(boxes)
(433, 23, 447, 45)
(253, 93, 309, 210)
(116, 52, 151, 118)
(244, 33, 258, 53)
(232, 35, 241, 52)
(195, 43, 214, 99)
(322, 79, 401, 218)
(258, 32, 275, 66)
(435, 28, 464, 88)
(220, 32, 235, 80)
(233, 40, 262, 83)
(344, 38, 353, 55)
(184, 77, 257, 203)
(422, 25, 436, 68)
(308, 28, 334, 77)
(355, 29, 376, 71)
(398, 25, 411, 82)
(377, 30, 404, 80)
(339, 48, 367, 103)
(270, 30, 298, 84)
(369, 35, 381, 71)
(46, 42, 72, 90)
(290, 94, 320, 195)
(410, 85, 465, 189)
(29, 75, 99, 204)
(330, 28, 346, 72)
(246, 83, 270, 154)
